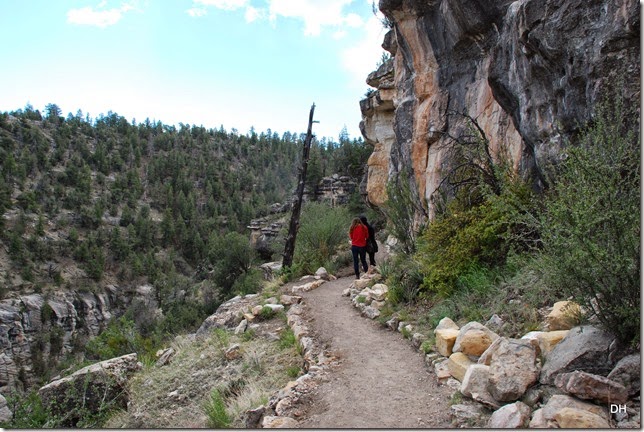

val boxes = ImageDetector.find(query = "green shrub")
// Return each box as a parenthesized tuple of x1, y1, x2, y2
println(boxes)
(278, 328, 296, 349)
(203, 388, 231, 429)
(416, 173, 538, 298)
(257, 306, 276, 321)
(2, 391, 49, 428)
(385, 255, 423, 305)
(293, 202, 352, 274)
(538, 96, 640, 345)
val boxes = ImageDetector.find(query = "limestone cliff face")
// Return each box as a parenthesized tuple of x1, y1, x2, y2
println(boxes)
(361, 0, 640, 218)
(0, 286, 157, 393)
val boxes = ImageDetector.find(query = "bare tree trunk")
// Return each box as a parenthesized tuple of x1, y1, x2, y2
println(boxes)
(282, 103, 316, 268)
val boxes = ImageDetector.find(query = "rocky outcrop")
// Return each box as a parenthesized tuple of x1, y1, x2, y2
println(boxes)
(0, 286, 154, 393)
(38, 353, 142, 427)
(361, 0, 640, 220)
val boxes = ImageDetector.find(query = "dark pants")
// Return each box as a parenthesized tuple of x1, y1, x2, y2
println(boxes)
(366, 243, 376, 266)
(351, 245, 368, 278)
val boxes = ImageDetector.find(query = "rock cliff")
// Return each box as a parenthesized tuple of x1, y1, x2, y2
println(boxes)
(0, 286, 156, 393)
(361, 0, 640, 219)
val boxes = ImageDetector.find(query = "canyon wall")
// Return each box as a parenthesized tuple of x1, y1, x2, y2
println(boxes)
(361, 0, 640, 219)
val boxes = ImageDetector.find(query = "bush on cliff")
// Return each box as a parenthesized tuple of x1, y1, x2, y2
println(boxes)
(537, 96, 640, 345)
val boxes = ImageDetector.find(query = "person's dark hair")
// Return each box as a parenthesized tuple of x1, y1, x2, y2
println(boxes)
(359, 215, 368, 224)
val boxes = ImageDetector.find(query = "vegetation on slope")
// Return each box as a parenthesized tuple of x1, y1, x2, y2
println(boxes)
(0, 103, 371, 389)
(381, 93, 640, 347)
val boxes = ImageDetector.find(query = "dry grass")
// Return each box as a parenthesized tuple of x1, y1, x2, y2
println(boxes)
(104, 323, 302, 428)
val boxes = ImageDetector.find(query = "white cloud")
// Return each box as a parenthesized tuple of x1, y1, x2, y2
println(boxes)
(194, 0, 248, 10)
(341, 15, 387, 89)
(186, 7, 207, 17)
(333, 29, 347, 40)
(67, 2, 135, 28)
(267, 0, 354, 36)
(244, 6, 261, 22)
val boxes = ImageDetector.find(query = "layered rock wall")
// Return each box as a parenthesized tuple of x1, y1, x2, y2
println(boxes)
(361, 0, 640, 218)
(0, 286, 155, 393)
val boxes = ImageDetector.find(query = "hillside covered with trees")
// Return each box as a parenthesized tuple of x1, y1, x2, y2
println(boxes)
(0, 103, 371, 389)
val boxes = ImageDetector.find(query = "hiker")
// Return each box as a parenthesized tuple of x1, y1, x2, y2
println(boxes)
(349, 217, 369, 279)
(360, 215, 378, 267)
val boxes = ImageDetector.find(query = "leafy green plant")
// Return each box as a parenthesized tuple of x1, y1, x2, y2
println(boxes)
(203, 388, 231, 429)
(286, 365, 300, 378)
(257, 306, 276, 321)
(278, 328, 297, 349)
(293, 202, 352, 274)
(537, 95, 640, 345)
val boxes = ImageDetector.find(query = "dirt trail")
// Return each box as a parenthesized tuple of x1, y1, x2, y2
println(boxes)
(295, 274, 453, 428)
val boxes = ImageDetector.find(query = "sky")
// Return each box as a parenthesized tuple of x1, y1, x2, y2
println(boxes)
(0, 0, 389, 140)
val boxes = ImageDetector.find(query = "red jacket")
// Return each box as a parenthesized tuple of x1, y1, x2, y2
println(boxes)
(350, 224, 369, 247)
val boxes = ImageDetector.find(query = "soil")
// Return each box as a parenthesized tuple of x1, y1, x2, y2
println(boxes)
(292, 269, 454, 428)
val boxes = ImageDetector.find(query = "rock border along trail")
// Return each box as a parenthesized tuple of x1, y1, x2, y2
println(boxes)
(294, 273, 452, 428)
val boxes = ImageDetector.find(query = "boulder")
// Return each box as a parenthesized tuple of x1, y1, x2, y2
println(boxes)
(352, 279, 371, 290)
(435, 328, 459, 357)
(315, 267, 330, 280)
(386, 317, 400, 331)
(434, 359, 451, 380)
(488, 338, 540, 402)
(370, 283, 389, 301)
(607, 353, 640, 397)
(545, 301, 582, 331)
(450, 402, 491, 428)
(553, 407, 611, 428)
(264, 304, 285, 313)
(540, 325, 615, 385)
(540, 394, 610, 423)
(448, 352, 474, 382)
(155, 347, 176, 366)
(434, 317, 459, 332)
(38, 353, 141, 426)
(361, 306, 380, 320)
(196, 295, 250, 335)
(554, 370, 628, 404)
(484, 314, 504, 332)
(477, 337, 502, 366)
(234, 319, 248, 335)
(460, 364, 499, 409)
(453, 322, 499, 357)
(529, 408, 552, 428)
(279, 295, 302, 306)
(488, 401, 531, 428)
(261, 415, 299, 428)
(538, 330, 569, 355)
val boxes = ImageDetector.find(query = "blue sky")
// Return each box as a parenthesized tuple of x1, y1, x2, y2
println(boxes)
(0, 0, 388, 140)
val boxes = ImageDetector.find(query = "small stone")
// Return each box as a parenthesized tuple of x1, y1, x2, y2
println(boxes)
(225, 344, 242, 360)
(234, 319, 248, 335)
